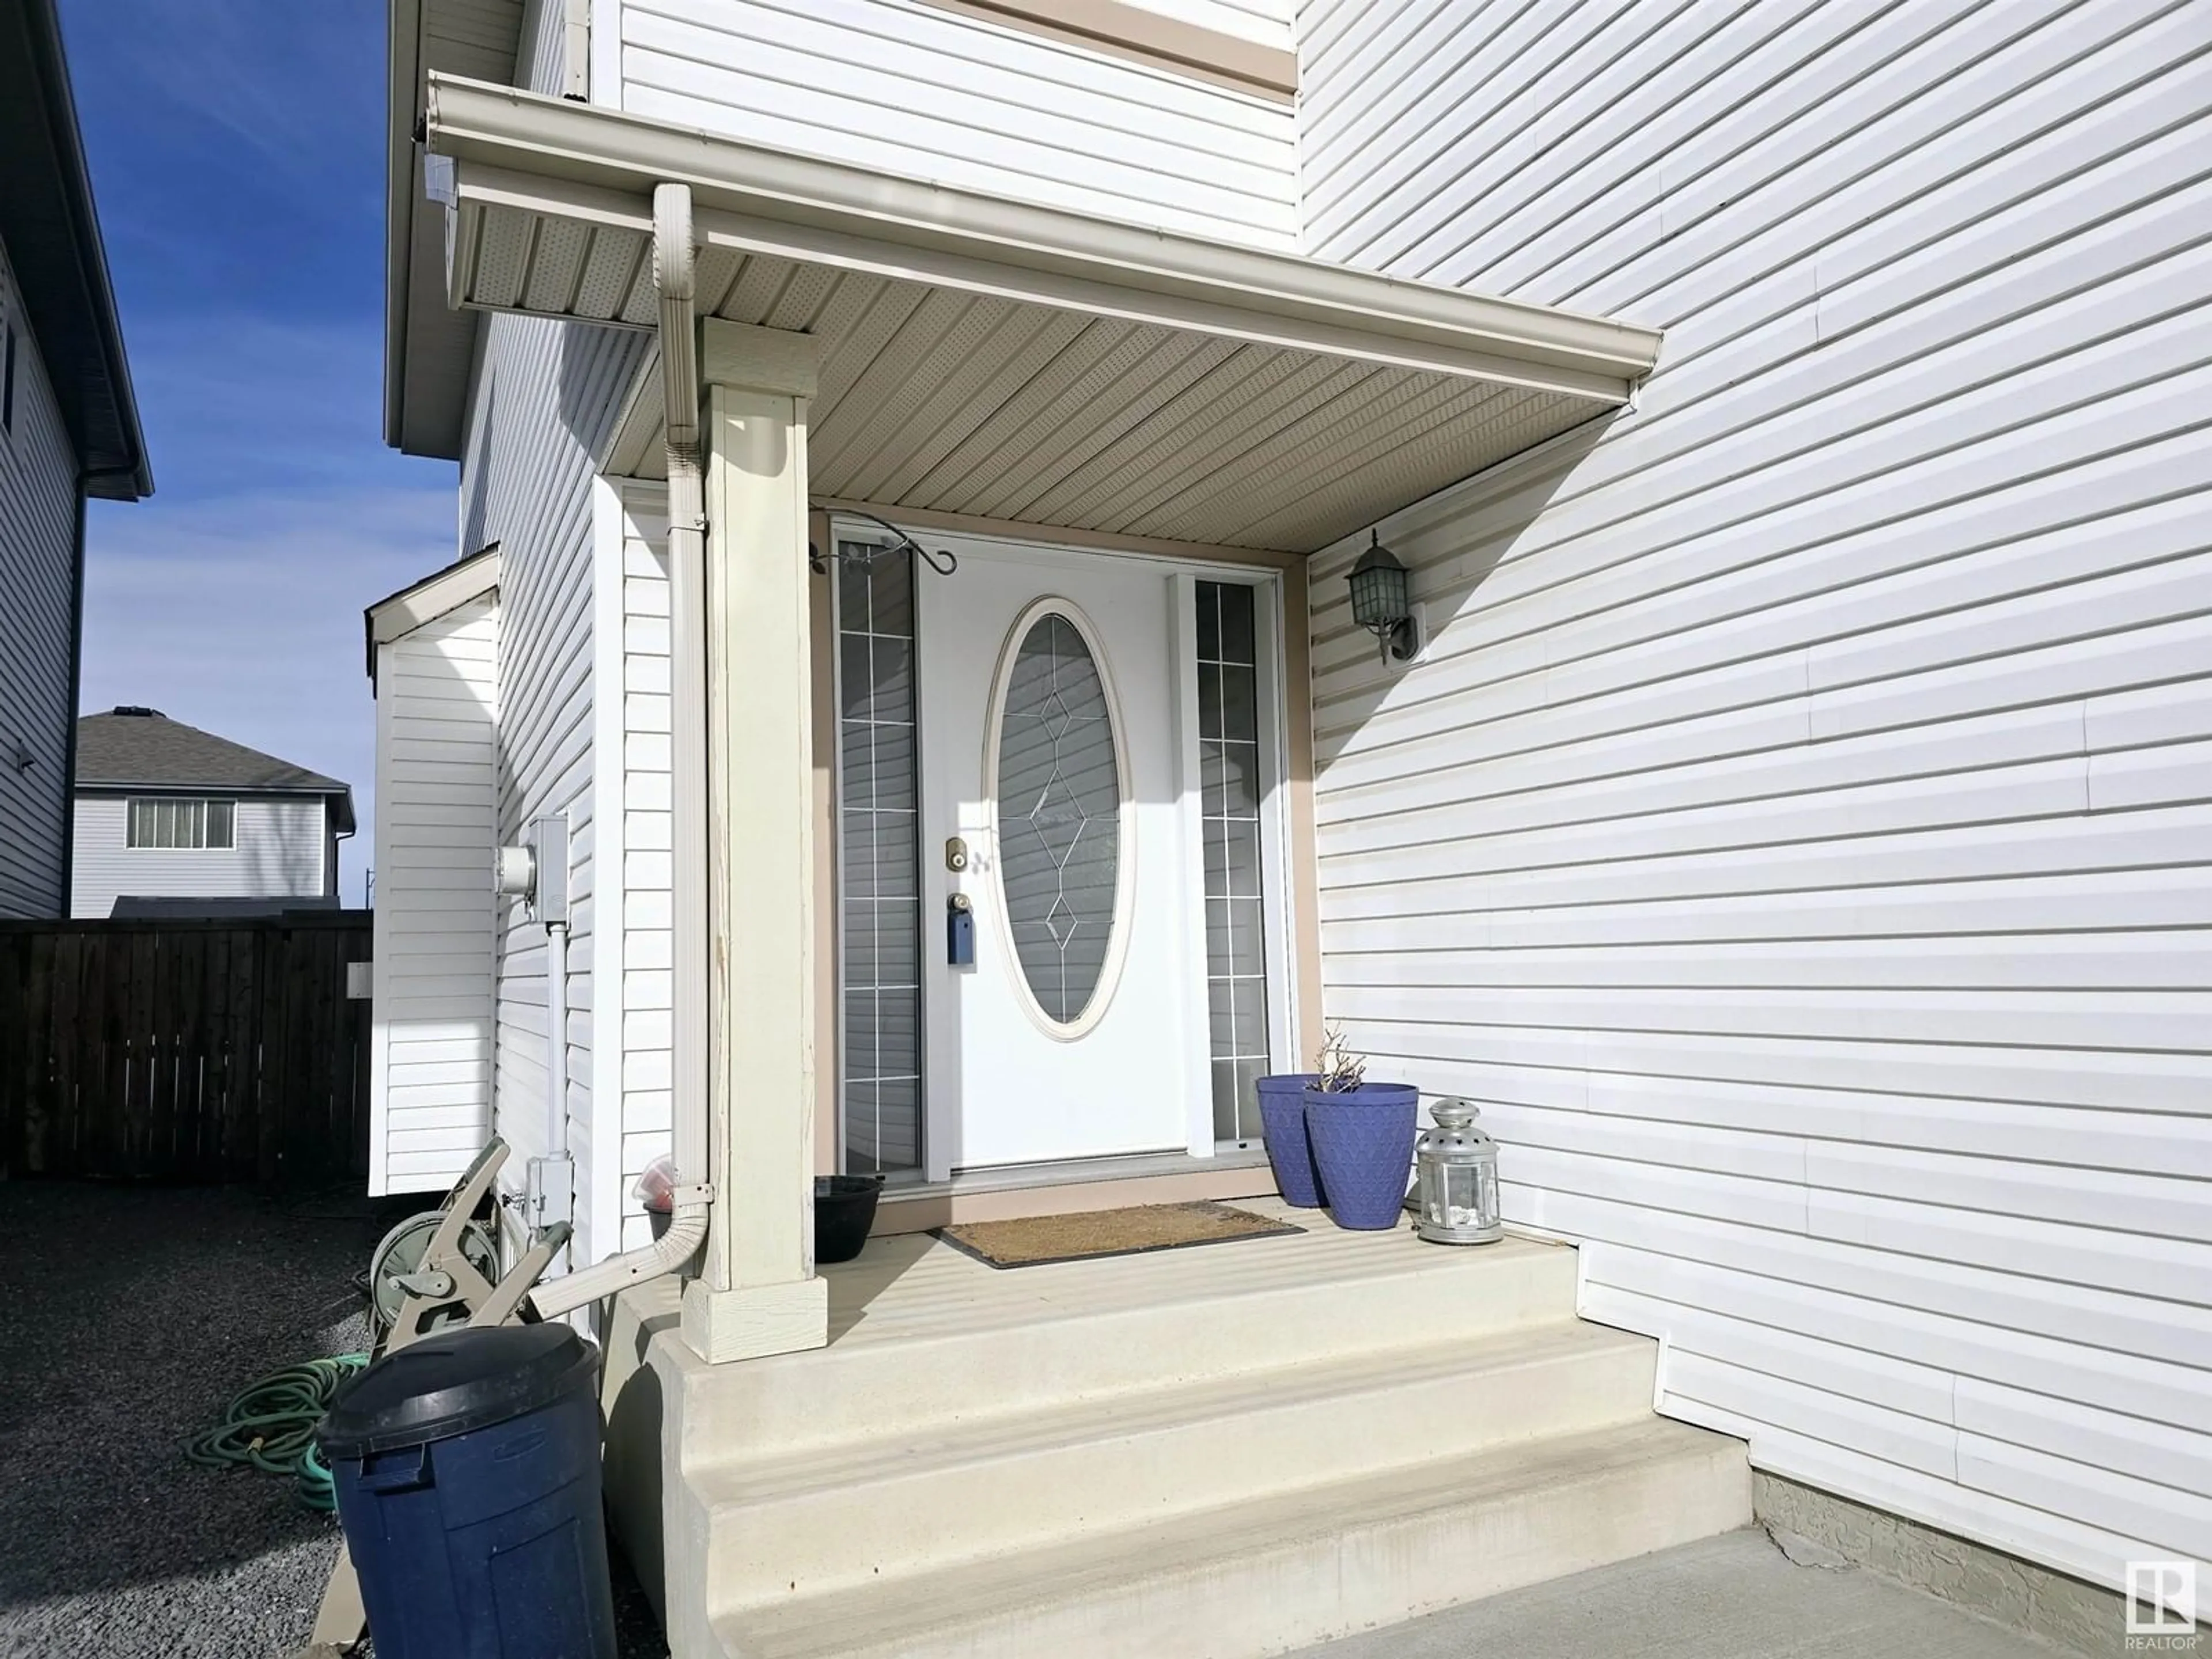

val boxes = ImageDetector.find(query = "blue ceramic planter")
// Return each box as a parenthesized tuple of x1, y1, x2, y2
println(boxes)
(1255, 1074, 1324, 1207)
(1304, 1083, 1419, 1230)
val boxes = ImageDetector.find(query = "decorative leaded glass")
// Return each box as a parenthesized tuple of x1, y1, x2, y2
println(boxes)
(836, 546, 921, 1174)
(1198, 581, 1270, 1143)
(995, 611, 1120, 1026)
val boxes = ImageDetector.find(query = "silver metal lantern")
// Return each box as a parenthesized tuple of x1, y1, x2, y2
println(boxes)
(1414, 1099, 1501, 1244)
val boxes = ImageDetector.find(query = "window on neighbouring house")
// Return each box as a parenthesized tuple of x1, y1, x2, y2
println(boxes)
(127, 798, 237, 850)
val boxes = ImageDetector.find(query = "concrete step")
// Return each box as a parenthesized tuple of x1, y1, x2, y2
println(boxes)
(713, 1417, 1754, 1659)
(696, 1319, 1659, 1605)
(676, 1230, 1580, 1460)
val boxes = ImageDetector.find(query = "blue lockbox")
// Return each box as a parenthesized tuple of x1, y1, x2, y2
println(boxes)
(318, 1324, 618, 1659)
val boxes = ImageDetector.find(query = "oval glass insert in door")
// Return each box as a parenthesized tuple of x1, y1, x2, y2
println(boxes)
(991, 605, 1126, 1032)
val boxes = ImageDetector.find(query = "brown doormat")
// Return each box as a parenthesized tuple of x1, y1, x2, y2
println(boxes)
(937, 1200, 1303, 1269)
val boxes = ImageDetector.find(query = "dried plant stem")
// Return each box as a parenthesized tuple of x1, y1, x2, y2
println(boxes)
(1317, 1023, 1368, 1093)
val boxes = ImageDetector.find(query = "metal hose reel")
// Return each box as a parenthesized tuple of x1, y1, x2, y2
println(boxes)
(366, 1209, 502, 1336)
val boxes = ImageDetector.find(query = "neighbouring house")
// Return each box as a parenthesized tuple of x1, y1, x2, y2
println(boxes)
(70, 707, 355, 919)
(0, 0, 151, 919)
(372, 0, 2211, 1652)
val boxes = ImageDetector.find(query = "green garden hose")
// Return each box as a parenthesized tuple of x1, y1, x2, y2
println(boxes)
(183, 1353, 369, 1512)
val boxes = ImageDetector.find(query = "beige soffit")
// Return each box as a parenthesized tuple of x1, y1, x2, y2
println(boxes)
(915, 0, 1297, 100)
(421, 77, 1664, 552)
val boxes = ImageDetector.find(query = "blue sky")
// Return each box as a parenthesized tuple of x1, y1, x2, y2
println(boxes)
(66, 0, 454, 903)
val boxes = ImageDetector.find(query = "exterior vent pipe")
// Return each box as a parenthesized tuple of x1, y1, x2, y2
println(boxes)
(532, 181, 711, 1319)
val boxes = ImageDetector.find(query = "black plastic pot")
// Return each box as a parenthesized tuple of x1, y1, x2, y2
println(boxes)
(815, 1175, 884, 1264)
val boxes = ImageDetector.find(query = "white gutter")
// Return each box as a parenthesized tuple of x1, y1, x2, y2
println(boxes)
(381, 0, 424, 451)
(421, 75, 1662, 401)
(529, 181, 711, 1321)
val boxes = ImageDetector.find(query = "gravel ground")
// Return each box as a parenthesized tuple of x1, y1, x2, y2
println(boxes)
(0, 1180, 669, 1659)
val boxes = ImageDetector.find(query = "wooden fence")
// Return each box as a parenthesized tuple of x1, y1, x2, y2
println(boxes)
(0, 914, 372, 1185)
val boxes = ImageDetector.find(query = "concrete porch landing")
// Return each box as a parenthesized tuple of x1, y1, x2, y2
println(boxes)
(1301, 1528, 2067, 1658)
(602, 1201, 1752, 1659)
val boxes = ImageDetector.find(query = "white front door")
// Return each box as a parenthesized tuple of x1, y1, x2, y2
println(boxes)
(915, 543, 1202, 1176)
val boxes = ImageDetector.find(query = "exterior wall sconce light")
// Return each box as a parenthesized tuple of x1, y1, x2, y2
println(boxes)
(1347, 531, 1422, 665)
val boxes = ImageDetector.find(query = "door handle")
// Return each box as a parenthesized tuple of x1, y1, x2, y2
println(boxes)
(946, 893, 975, 967)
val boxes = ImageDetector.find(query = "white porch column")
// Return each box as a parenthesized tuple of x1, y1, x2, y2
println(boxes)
(680, 317, 831, 1364)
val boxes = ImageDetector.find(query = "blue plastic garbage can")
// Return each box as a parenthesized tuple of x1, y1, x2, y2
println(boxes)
(318, 1324, 618, 1659)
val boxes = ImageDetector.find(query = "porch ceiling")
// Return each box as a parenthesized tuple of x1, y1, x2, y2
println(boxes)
(419, 77, 1663, 553)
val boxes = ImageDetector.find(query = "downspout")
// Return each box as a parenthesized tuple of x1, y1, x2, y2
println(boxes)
(531, 181, 710, 1320)
(333, 819, 357, 904)
(542, 902, 573, 1274)
(58, 487, 86, 918)
(546, 915, 570, 1164)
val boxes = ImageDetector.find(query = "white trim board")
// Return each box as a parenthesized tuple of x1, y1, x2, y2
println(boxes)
(366, 544, 503, 673)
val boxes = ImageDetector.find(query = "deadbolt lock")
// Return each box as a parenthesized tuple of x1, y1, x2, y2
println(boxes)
(945, 836, 969, 873)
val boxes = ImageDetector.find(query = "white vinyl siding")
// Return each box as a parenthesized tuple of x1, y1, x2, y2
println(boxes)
(70, 794, 328, 919)
(370, 594, 501, 1194)
(614, 0, 1297, 248)
(1300, 0, 2212, 1597)
(0, 236, 79, 920)
(604, 483, 674, 1251)
(459, 310, 649, 1267)
(433, 0, 528, 82)
(517, 0, 574, 95)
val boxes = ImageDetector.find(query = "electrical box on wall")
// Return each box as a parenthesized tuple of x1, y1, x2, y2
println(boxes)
(527, 1153, 574, 1230)
(528, 813, 569, 927)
